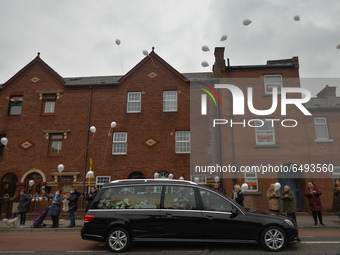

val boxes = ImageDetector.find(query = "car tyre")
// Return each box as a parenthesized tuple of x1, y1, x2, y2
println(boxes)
(106, 227, 131, 253)
(260, 226, 287, 252)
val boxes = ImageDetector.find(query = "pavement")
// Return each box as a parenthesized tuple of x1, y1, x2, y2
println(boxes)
(1, 214, 340, 233)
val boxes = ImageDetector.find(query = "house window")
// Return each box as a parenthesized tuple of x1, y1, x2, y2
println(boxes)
(112, 132, 127, 155)
(49, 134, 63, 155)
(190, 174, 206, 184)
(264, 75, 282, 94)
(176, 131, 190, 153)
(314, 117, 329, 140)
(59, 177, 73, 194)
(245, 167, 258, 191)
(42, 94, 56, 114)
(163, 90, 177, 112)
(0, 134, 6, 156)
(96, 175, 111, 189)
(333, 166, 340, 180)
(127, 92, 141, 113)
(9, 96, 23, 115)
(255, 119, 275, 145)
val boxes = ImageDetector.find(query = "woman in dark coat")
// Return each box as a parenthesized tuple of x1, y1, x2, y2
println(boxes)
(332, 179, 340, 219)
(65, 188, 82, 228)
(86, 186, 98, 212)
(42, 189, 63, 228)
(305, 181, 324, 226)
(232, 184, 244, 207)
(18, 189, 31, 228)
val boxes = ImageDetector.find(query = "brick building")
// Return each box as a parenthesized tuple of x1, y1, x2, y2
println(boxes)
(0, 47, 338, 215)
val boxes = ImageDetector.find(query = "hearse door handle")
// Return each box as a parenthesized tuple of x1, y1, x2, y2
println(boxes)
(165, 213, 173, 218)
(205, 215, 213, 220)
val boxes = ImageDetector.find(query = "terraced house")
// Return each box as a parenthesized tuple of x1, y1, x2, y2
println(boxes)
(0, 47, 338, 217)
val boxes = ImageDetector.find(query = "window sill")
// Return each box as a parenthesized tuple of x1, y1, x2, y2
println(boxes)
(175, 152, 190, 155)
(263, 93, 281, 97)
(243, 191, 262, 196)
(314, 139, 334, 143)
(253, 144, 279, 148)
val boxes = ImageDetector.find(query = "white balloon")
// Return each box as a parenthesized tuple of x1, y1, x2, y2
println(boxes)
(337, 44, 340, 50)
(154, 172, 159, 179)
(179, 176, 184, 180)
(194, 177, 200, 183)
(294, 15, 300, 21)
(115, 39, 121, 45)
(29, 180, 34, 187)
(274, 182, 281, 191)
(111, 121, 117, 128)
(241, 183, 249, 192)
(201, 45, 210, 52)
(201, 61, 209, 67)
(90, 126, 96, 133)
(220, 35, 228, 41)
(143, 50, 149, 56)
(86, 170, 94, 179)
(1, 137, 8, 146)
(243, 19, 252, 26)
(215, 176, 220, 183)
(57, 164, 64, 173)
(168, 173, 173, 179)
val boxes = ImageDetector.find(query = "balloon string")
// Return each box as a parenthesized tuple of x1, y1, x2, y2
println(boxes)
(118, 46, 123, 73)
(102, 127, 113, 168)
(148, 55, 159, 68)
(1, 147, 8, 165)
(251, 23, 254, 38)
(73, 132, 95, 167)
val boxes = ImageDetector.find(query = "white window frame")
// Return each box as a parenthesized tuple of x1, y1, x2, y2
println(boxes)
(264, 74, 282, 94)
(190, 174, 206, 184)
(163, 90, 177, 112)
(96, 175, 111, 189)
(244, 167, 258, 191)
(314, 117, 330, 140)
(175, 131, 190, 153)
(254, 119, 275, 145)
(127, 92, 141, 113)
(333, 166, 340, 180)
(112, 132, 127, 155)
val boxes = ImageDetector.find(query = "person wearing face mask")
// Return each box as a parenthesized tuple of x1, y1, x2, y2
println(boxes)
(64, 188, 82, 228)
(42, 189, 62, 228)
(17, 189, 31, 228)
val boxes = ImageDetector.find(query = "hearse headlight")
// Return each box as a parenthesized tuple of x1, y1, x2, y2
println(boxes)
(284, 219, 294, 227)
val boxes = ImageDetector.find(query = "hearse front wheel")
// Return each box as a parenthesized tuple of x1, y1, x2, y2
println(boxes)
(260, 226, 287, 252)
(106, 227, 131, 253)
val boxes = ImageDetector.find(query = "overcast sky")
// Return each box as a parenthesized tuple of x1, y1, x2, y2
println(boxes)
(1, 0, 340, 96)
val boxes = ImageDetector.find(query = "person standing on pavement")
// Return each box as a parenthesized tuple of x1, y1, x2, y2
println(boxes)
(86, 186, 98, 212)
(305, 181, 324, 226)
(42, 189, 62, 228)
(280, 185, 297, 224)
(332, 179, 340, 220)
(232, 184, 244, 207)
(267, 183, 281, 213)
(213, 183, 224, 194)
(17, 189, 31, 228)
(64, 188, 82, 228)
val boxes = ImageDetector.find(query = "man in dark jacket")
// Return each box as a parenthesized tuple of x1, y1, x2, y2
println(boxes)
(65, 188, 82, 228)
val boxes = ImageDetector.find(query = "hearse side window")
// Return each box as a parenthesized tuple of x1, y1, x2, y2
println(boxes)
(93, 185, 162, 209)
(200, 189, 233, 212)
(163, 186, 197, 210)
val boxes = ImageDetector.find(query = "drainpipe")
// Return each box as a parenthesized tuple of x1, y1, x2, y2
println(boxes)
(227, 59, 237, 185)
(81, 86, 93, 209)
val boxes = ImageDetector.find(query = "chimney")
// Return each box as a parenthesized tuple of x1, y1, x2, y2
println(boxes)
(213, 47, 226, 77)
(316, 85, 336, 98)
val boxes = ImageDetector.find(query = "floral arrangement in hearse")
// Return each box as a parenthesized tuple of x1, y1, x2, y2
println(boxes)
(98, 199, 158, 209)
